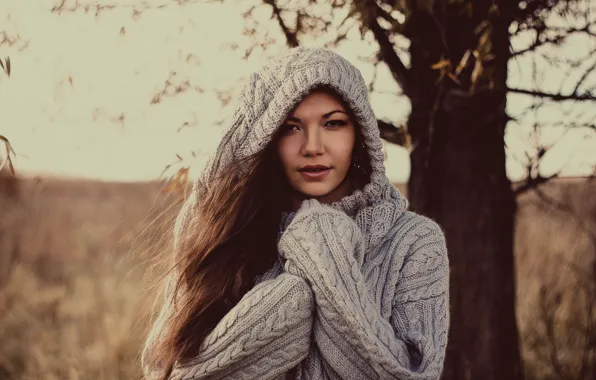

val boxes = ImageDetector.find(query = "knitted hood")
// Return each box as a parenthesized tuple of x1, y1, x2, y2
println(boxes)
(144, 51, 448, 380)
(194, 47, 408, 218)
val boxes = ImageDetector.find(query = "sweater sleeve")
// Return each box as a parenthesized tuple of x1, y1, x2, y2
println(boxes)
(278, 200, 449, 380)
(141, 190, 315, 380)
(141, 272, 315, 380)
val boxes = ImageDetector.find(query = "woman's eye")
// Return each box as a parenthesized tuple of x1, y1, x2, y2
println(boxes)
(279, 124, 300, 135)
(325, 120, 348, 128)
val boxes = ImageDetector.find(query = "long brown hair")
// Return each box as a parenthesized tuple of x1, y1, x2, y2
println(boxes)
(149, 85, 372, 380)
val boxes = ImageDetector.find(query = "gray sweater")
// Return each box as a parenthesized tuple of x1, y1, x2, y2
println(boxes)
(141, 47, 449, 379)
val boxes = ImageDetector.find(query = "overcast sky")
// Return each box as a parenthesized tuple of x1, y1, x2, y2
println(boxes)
(0, 1, 594, 183)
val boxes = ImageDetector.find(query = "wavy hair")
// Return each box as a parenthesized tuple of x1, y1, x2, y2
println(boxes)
(148, 85, 372, 380)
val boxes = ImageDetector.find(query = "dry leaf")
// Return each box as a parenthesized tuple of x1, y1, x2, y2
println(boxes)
(0, 135, 16, 175)
(455, 50, 472, 76)
(431, 59, 451, 70)
(470, 60, 484, 90)
(447, 72, 462, 85)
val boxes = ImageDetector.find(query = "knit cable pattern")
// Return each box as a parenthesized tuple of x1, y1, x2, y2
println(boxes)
(278, 199, 449, 379)
(142, 273, 314, 380)
(141, 47, 449, 379)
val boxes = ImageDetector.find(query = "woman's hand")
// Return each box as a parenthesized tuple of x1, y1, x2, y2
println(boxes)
(279, 198, 366, 268)
(277, 198, 449, 379)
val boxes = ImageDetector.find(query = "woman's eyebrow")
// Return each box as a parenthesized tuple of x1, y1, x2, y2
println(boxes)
(322, 110, 347, 118)
(286, 110, 347, 122)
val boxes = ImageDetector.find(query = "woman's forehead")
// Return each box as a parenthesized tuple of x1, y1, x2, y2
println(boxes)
(288, 91, 347, 117)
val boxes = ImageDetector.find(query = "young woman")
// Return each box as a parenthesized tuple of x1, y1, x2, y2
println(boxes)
(141, 47, 449, 380)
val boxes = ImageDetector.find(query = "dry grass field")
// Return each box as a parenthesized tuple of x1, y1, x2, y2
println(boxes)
(0, 176, 594, 380)
(0, 178, 179, 380)
(515, 178, 596, 380)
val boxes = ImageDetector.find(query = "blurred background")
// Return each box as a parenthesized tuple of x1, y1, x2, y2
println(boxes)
(0, 0, 594, 379)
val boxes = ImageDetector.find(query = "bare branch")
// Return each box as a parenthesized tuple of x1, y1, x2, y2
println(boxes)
(149, 70, 205, 105)
(512, 104, 596, 132)
(0, 57, 11, 77)
(548, 24, 596, 39)
(512, 22, 596, 58)
(263, 0, 299, 47)
(377, 120, 409, 147)
(513, 120, 570, 196)
(367, 58, 381, 93)
(507, 87, 596, 101)
(511, 34, 566, 57)
(50, 0, 202, 17)
(0, 135, 16, 176)
(0, 31, 19, 47)
(373, 1, 405, 34)
(514, 172, 558, 196)
(573, 59, 596, 95)
(366, 3, 410, 96)
(550, 122, 595, 131)
(541, 45, 596, 70)
(512, 0, 559, 29)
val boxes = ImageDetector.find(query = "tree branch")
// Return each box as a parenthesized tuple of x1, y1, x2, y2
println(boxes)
(366, 3, 411, 96)
(540, 45, 596, 71)
(0, 135, 16, 176)
(377, 120, 409, 147)
(373, 2, 405, 34)
(511, 34, 566, 57)
(514, 172, 558, 196)
(511, 0, 558, 27)
(573, 59, 596, 95)
(548, 24, 596, 38)
(538, 121, 596, 131)
(263, 0, 299, 47)
(50, 0, 201, 16)
(513, 22, 596, 58)
(513, 123, 568, 196)
(507, 87, 596, 101)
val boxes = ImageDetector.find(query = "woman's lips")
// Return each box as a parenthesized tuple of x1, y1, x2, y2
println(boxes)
(299, 168, 331, 180)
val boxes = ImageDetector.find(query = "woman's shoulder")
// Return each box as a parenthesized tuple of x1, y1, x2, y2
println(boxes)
(383, 211, 448, 282)
(362, 210, 448, 310)
(386, 210, 447, 259)
(394, 211, 445, 237)
(362, 209, 446, 265)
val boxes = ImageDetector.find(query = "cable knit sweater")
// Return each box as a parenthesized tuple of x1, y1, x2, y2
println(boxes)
(141, 47, 450, 380)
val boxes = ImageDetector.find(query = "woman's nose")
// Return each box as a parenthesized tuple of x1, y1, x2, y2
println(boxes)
(301, 129, 325, 156)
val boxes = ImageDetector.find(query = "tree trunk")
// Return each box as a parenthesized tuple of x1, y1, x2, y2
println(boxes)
(405, 2, 523, 379)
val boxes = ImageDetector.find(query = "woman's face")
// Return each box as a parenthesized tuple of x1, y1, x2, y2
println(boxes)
(276, 91, 356, 204)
